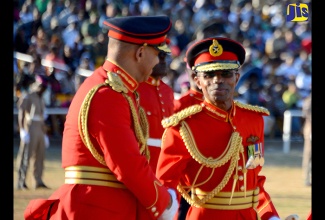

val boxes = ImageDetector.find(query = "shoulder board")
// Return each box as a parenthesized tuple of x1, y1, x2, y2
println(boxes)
(105, 71, 128, 93)
(162, 104, 202, 128)
(235, 101, 270, 116)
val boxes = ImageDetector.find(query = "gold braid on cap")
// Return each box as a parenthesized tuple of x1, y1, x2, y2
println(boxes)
(78, 71, 150, 166)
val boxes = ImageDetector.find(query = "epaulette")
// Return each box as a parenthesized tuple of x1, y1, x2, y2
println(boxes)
(162, 104, 202, 128)
(105, 71, 128, 93)
(235, 101, 270, 116)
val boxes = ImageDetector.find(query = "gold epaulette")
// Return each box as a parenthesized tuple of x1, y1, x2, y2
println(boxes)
(161, 104, 202, 128)
(235, 101, 270, 116)
(105, 71, 128, 93)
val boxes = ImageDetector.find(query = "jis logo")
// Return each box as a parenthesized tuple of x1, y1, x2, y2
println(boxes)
(286, 3, 309, 22)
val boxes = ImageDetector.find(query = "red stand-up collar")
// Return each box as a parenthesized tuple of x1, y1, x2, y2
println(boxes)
(201, 100, 236, 122)
(145, 76, 160, 86)
(103, 59, 138, 92)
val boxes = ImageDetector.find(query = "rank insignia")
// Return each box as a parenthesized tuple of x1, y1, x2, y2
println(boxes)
(209, 39, 223, 57)
(246, 135, 259, 144)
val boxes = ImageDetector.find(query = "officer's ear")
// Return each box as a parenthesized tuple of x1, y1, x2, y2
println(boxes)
(135, 45, 145, 61)
(193, 72, 202, 90)
(235, 71, 241, 85)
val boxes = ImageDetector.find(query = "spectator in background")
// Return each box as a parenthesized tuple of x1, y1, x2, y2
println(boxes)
(41, 0, 59, 35)
(282, 80, 302, 139)
(57, 0, 79, 28)
(62, 15, 81, 49)
(16, 75, 50, 190)
(301, 94, 311, 187)
(295, 61, 312, 100)
(91, 32, 108, 68)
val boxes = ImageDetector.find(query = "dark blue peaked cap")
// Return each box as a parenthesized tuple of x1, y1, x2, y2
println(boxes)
(103, 15, 172, 53)
(185, 37, 246, 72)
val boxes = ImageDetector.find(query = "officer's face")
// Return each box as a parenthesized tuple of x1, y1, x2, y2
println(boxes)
(194, 70, 240, 110)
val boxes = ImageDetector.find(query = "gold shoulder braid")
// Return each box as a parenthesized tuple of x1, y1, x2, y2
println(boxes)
(162, 104, 202, 128)
(234, 101, 270, 115)
(78, 71, 150, 166)
(177, 121, 245, 207)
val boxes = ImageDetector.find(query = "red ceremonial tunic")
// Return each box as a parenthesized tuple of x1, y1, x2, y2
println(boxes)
(137, 77, 174, 172)
(156, 100, 280, 220)
(173, 88, 204, 112)
(24, 60, 171, 220)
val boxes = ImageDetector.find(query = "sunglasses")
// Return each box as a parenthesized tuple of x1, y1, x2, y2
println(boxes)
(197, 70, 238, 79)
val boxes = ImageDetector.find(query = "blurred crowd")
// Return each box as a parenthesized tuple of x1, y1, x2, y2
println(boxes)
(13, 0, 312, 138)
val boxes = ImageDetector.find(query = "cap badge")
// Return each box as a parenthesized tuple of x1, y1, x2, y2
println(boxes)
(209, 39, 223, 57)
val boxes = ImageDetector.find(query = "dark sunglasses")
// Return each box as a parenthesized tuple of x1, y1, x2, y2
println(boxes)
(197, 70, 237, 79)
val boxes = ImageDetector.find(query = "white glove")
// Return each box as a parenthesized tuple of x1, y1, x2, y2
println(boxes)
(44, 134, 50, 148)
(269, 217, 281, 220)
(158, 189, 179, 220)
(20, 129, 30, 144)
(284, 214, 300, 220)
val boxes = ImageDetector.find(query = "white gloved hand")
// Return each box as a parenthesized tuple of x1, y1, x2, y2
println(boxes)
(158, 189, 179, 220)
(44, 134, 50, 148)
(284, 214, 300, 220)
(269, 217, 281, 220)
(20, 129, 30, 144)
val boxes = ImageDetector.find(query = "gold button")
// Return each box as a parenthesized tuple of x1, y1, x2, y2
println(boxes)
(238, 166, 242, 171)
(238, 175, 244, 181)
(147, 111, 152, 116)
(154, 212, 159, 217)
(240, 185, 245, 191)
(151, 207, 157, 212)
(162, 109, 165, 112)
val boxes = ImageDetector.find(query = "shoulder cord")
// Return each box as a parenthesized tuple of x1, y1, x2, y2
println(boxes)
(78, 83, 150, 166)
(177, 120, 245, 207)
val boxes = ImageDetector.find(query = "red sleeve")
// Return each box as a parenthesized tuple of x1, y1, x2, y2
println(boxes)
(88, 88, 171, 217)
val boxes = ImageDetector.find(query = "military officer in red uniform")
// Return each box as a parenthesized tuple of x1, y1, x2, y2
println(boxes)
(24, 15, 179, 220)
(137, 50, 175, 173)
(156, 37, 281, 220)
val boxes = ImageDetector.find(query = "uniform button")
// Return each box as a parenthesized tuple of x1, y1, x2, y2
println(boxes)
(240, 185, 245, 191)
(147, 111, 152, 116)
(151, 207, 157, 212)
(238, 166, 242, 171)
(159, 93, 162, 97)
(238, 175, 244, 181)
(190, 94, 194, 97)
(154, 212, 159, 217)
(161, 101, 164, 104)
(152, 79, 156, 84)
(162, 109, 165, 112)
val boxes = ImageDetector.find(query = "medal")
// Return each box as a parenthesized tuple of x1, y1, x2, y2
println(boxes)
(254, 143, 260, 166)
(246, 155, 256, 169)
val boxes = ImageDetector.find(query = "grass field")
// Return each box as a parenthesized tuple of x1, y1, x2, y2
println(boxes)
(13, 139, 311, 220)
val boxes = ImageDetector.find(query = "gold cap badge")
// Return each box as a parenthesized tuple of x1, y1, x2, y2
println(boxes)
(209, 39, 223, 57)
